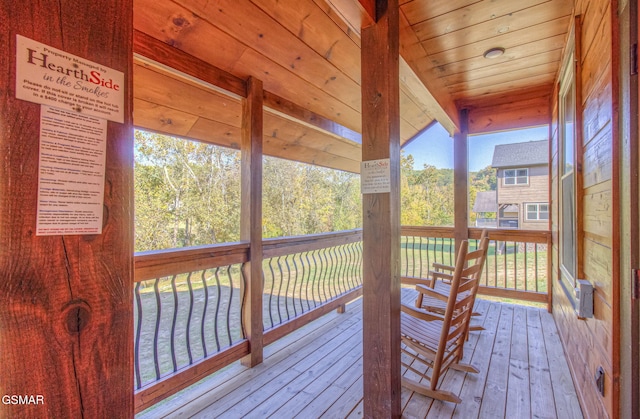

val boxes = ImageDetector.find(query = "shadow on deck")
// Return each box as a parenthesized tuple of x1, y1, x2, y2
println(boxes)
(138, 296, 583, 419)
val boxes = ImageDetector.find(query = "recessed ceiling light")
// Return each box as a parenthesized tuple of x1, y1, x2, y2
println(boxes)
(483, 47, 505, 59)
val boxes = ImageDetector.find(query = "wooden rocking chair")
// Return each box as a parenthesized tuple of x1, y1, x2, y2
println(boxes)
(400, 240, 481, 404)
(415, 232, 490, 337)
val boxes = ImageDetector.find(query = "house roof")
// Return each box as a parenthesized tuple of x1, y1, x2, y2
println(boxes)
(491, 140, 549, 168)
(473, 191, 498, 213)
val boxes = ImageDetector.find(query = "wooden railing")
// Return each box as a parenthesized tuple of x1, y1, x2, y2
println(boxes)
(401, 226, 551, 309)
(132, 230, 362, 413)
(133, 226, 549, 412)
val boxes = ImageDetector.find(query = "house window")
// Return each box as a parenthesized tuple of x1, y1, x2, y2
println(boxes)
(526, 203, 549, 220)
(504, 168, 528, 185)
(559, 50, 577, 284)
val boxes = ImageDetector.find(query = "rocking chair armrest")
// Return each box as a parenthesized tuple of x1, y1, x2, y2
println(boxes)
(415, 284, 449, 301)
(428, 270, 453, 284)
(401, 302, 444, 322)
(401, 276, 434, 288)
(432, 262, 455, 272)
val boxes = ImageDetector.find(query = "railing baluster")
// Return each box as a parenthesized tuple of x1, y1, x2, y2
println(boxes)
(267, 258, 276, 329)
(319, 248, 328, 303)
(418, 237, 423, 278)
(170, 274, 178, 372)
(152, 278, 161, 381)
(311, 250, 319, 308)
(225, 266, 234, 346)
(302, 252, 313, 310)
(200, 270, 209, 357)
(535, 244, 540, 292)
(134, 281, 143, 389)
(283, 255, 291, 321)
(185, 272, 194, 365)
(213, 267, 222, 352)
(524, 243, 528, 292)
(293, 253, 302, 316)
(276, 256, 284, 325)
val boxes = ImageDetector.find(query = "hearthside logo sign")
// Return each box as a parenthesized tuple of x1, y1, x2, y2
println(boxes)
(360, 158, 391, 194)
(15, 35, 124, 123)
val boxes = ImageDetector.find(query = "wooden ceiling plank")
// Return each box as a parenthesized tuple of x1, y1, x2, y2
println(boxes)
(400, 0, 481, 26)
(431, 35, 567, 78)
(399, 57, 457, 134)
(134, 63, 243, 127)
(458, 85, 553, 109)
(231, 48, 362, 132)
(412, 0, 552, 42)
(263, 91, 362, 144)
(173, 0, 361, 111)
(249, 0, 362, 84)
(134, 0, 246, 74)
(134, 98, 200, 136)
(467, 95, 551, 134)
(418, 1, 573, 53)
(311, 0, 363, 46)
(133, 29, 246, 97)
(263, 112, 361, 160)
(446, 64, 560, 93)
(263, 135, 361, 172)
(425, 16, 571, 67)
(452, 73, 556, 100)
(135, 0, 362, 132)
(399, 8, 460, 131)
(441, 49, 562, 85)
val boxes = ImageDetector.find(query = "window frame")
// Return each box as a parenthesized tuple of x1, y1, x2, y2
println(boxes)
(525, 202, 549, 221)
(558, 36, 580, 290)
(503, 168, 529, 185)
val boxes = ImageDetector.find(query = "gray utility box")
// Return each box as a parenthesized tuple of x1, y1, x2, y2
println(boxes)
(575, 279, 594, 319)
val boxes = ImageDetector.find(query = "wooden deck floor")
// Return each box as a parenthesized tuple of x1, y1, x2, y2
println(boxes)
(138, 295, 583, 419)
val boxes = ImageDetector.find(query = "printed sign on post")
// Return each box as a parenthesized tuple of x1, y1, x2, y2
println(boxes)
(361, 158, 391, 194)
(15, 35, 124, 123)
(36, 106, 107, 236)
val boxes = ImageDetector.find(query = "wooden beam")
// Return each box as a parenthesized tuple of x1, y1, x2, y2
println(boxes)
(361, 0, 401, 417)
(263, 91, 362, 144)
(0, 1, 134, 417)
(240, 77, 264, 367)
(454, 109, 469, 252)
(357, 0, 375, 21)
(133, 29, 247, 98)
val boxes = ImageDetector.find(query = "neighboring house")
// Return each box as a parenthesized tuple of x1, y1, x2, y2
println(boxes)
(491, 140, 549, 230)
(472, 190, 497, 228)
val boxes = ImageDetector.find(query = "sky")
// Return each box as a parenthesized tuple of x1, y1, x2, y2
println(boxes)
(403, 123, 549, 172)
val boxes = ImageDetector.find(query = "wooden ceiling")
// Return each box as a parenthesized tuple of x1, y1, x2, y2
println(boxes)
(132, 0, 573, 172)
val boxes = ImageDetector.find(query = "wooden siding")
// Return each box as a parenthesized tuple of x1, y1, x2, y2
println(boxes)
(497, 165, 550, 231)
(551, 1, 617, 418)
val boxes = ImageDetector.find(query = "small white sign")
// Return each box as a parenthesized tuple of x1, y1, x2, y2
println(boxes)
(16, 35, 124, 123)
(36, 105, 107, 236)
(361, 158, 391, 194)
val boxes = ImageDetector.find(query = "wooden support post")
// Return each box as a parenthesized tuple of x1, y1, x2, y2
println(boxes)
(0, 1, 133, 417)
(361, 0, 402, 417)
(454, 109, 469, 252)
(241, 77, 264, 367)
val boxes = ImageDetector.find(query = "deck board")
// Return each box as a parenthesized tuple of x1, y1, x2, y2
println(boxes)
(137, 297, 583, 419)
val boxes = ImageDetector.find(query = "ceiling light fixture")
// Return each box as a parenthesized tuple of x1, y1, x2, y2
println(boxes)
(483, 47, 505, 59)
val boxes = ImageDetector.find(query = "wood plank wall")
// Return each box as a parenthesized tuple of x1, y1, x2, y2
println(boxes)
(551, 1, 618, 418)
(0, 1, 134, 417)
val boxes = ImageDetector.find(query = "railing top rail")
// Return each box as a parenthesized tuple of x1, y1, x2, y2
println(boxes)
(400, 225, 550, 244)
(400, 225, 455, 238)
(468, 227, 550, 243)
(263, 229, 363, 258)
(134, 242, 250, 282)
